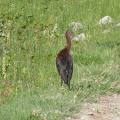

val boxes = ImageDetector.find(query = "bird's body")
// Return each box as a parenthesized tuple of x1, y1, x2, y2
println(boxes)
(56, 30, 73, 89)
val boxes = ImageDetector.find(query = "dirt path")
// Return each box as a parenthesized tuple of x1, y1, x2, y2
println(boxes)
(66, 94, 120, 120)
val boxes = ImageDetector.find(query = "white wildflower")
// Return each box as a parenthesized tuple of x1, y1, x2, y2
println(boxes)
(43, 28, 48, 35)
(10, 3, 15, 10)
(0, 31, 6, 37)
(52, 23, 58, 33)
(69, 21, 83, 31)
(32, 109, 41, 116)
(50, 23, 58, 38)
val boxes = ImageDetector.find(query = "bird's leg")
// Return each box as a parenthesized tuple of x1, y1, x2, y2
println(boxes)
(61, 80, 63, 87)
(68, 81, 70, 90)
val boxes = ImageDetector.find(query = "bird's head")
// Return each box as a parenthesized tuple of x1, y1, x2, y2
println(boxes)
(65, 30, 74, 41)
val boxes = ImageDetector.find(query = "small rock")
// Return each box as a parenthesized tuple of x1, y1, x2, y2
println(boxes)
(103, 29, 111, 33)
(80, 115, 91, 120)
(99, 16, 112, 25)
(72, 33, 86, 41)
(115, 23, 120, 27)
(66, 117, 71, 120)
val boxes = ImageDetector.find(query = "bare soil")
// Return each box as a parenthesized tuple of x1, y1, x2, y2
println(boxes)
(66, 94, 120, 120)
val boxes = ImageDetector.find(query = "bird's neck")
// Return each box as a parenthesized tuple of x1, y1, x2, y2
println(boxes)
(66, 38, 71, 52)
(65, 33, 72, 52)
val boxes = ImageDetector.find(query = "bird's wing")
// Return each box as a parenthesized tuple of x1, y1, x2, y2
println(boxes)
(66, 56, 73, 81)
(56, 59, 66, 74)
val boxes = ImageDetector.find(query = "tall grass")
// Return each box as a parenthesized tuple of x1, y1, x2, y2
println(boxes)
(0, 0, 120, 119)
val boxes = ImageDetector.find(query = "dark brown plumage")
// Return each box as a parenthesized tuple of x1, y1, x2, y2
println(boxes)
(56, 30, 73, 89)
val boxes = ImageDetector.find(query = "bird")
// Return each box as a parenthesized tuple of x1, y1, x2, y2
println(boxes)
(56, 29, 73, 89)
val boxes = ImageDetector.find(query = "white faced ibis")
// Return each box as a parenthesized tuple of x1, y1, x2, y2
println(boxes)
(56, 29, 73, 89)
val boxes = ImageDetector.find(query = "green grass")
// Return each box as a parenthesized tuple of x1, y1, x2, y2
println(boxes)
(0, 0, 120, 120)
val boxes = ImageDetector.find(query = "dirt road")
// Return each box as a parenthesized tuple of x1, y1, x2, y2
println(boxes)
(66, 94, 120, 120)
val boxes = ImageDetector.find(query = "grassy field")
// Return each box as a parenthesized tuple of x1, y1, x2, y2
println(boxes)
(0, 0, 120, 120)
